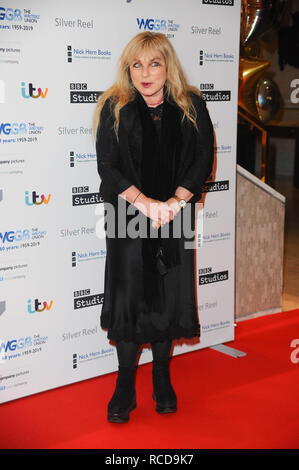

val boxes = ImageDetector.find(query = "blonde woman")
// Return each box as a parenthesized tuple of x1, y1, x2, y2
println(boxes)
(95, 32, 214, 423)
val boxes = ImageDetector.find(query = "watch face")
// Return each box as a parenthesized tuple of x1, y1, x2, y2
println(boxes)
(179, 199, 186, 208)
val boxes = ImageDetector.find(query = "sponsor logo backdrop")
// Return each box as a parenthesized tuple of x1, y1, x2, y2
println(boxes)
(0, 0, 240, 403)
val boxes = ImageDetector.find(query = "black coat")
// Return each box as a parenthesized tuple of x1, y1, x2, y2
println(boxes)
(96, 91, 214, 344)
(97, 91, 214, 204)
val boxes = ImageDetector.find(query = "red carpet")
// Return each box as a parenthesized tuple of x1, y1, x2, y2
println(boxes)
(0, 309, 299, 449)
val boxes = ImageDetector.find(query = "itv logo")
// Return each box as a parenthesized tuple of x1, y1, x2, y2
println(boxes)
(27, 298, 53, 314)
(21, 82, 48, 99)
(25, 190, 51, 205)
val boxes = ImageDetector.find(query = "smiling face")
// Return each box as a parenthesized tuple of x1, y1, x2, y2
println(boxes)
(129, 49, 167, 104)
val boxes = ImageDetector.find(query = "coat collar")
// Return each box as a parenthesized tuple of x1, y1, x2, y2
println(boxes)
(119, 88, 182, 134)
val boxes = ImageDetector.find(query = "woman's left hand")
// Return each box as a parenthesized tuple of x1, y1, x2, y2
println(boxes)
(151, 197, 180, 229)
(166, 197, 181, 216)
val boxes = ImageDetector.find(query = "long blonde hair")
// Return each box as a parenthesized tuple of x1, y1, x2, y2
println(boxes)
(93, 32, 201, 136)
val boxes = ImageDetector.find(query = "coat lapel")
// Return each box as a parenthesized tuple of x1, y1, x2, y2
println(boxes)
(120, 92, 184, 160)
(118, 92, 192, 191)
(120, 98, 142, 147)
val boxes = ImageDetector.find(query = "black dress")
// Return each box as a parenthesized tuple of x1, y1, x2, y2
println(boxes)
(147, 101, 163, 139)
(100, 99, 200, 344)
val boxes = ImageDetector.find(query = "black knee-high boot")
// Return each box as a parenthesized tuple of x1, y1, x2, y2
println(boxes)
(107, 340, 140, 423)
(151, 339, 177, 413)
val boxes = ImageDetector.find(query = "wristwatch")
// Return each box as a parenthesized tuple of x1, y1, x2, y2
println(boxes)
(173, 194, 187, 208)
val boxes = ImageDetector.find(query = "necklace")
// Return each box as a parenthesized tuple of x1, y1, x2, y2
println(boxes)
(147, 99, 164, 108)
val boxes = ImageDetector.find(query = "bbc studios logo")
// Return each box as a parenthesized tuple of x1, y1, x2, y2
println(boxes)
(202, 180, 229, 192)
(71, 185, 101, 206)
(202, 0, 234, 5)
(200, 83, 231, 101)
(73, 289, 104, 310)
(198, 266, 229, 285)
(69, 83, 102, 103)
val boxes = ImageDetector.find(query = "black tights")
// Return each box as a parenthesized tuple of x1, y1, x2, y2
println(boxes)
(116, 339, 172, 368)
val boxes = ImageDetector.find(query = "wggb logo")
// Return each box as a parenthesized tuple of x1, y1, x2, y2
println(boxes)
(0, 337, 32, 354)
(0, 122, 27, 135)
(137, 18, 167, 31)
(0, 230, 30, 243)
(0, 7, 22, 21)
(0, 6, 40, 31)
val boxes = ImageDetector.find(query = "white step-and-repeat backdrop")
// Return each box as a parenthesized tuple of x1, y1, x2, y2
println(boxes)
(0, 0, 240, 403)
